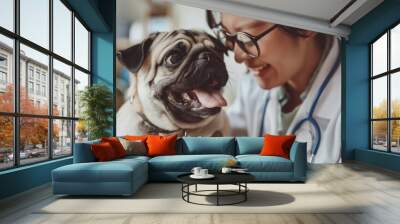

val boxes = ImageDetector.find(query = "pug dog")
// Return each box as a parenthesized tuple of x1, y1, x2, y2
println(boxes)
(117, 30, 230, 136)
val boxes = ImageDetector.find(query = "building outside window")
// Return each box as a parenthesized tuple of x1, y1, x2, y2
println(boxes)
(0, 54, 7, 67)
(0, 71, 6, 84)
(370, 22, 400, 154)
(35, 83, 40, 95)
(0, 0, 91, 170)
(41, 85, 46, 97)
(28, 81, 34, 94)
(0, 54, 7, 90)
(41, 73, 46, 83)
(28, 66, 34, 80)
(35, 70, 40, 81)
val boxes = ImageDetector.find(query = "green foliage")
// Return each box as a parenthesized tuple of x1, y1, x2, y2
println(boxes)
(79, 84, 113, 140)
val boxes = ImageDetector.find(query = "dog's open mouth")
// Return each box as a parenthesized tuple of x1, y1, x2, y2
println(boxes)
(167, 89, 227, 110)
(163, 76, 228, 123)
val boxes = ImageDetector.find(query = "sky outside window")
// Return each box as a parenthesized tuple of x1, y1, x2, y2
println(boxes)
(0, 0, 14, 31)
(372, 33, 387, 76)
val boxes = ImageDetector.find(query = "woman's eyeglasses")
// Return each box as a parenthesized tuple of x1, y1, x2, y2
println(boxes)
(206, 10, 277, 58)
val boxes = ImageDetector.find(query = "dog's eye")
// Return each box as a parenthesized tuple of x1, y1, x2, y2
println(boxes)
(165, 52, 183, 67)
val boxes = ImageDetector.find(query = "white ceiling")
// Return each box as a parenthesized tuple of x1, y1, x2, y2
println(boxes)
(117, 0, 384, 38)
(227, 0, 352, 23)
(171, 0, 384, 37)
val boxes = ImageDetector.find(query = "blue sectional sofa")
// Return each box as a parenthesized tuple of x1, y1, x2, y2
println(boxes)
(52, 137, 307, 196)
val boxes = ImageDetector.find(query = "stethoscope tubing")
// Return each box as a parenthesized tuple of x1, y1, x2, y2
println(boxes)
(259, 51, 340, 160)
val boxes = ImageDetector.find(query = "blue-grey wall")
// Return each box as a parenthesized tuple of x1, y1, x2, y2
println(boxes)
(344, 0, 400, 171)
(0, 158, 72, 199)
(0, 0, 116, 200)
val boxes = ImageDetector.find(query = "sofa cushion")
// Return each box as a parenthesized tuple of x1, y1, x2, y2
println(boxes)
(147, 135, 177, 157)
(115, 155, 150, 163)
(124, 135, 147, 141)
(118, 138, 147, 156)
(149, 154, 235, 172)
(179, 137, 235, 155)
(91, 142, 118, 161)
(235, 137, 264, 155)
(236, 155, 293, 172)
(101, 137, 127, 158)
(260, 134, 296, 159)
(53, 158, 147, 183)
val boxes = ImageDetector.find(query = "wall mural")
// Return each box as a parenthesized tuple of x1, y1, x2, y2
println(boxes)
(116, 2, 341, 163)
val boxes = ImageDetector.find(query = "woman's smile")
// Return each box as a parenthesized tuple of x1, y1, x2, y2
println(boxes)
(249, 64, 270, 76)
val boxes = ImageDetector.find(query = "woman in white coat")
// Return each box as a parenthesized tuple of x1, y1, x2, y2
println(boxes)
(207, 12, 341, 163)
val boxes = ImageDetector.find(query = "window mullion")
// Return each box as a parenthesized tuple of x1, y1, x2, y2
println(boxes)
(71, 10, 76, 155)
(388, 30, 391, 153)
(370, 45, 373, 149)
(13, 0, 20, 167)
(49, 0, 54, 160)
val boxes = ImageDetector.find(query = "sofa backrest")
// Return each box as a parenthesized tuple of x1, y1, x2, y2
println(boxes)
(235, 137, 264, 155)
(73, 139, 100, 163)
(177, 137, 236, 155)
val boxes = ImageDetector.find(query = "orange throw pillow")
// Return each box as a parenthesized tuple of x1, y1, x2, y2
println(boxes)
(146, 135, 177, 157)
(124, 135, 147, 141)
(260, 134, 296, 159)
(91, 142, 117, 161)
(101, 137, 127, 158)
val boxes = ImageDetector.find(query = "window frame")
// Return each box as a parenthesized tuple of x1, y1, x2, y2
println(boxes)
(370, 20, 400, 154)
(0, 0, 92, 171)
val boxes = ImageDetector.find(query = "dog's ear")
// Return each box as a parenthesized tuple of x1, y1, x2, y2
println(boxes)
(117, 32, 159, 73)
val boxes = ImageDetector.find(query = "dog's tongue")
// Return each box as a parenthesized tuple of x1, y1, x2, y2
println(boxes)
(192, 89, 227, 108)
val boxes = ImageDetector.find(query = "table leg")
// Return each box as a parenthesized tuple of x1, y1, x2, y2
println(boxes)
(187, 184, 190, 202)
(195, 184, 197, 192)
(217, 184, 219, 206)
(245, 183, 247, 201)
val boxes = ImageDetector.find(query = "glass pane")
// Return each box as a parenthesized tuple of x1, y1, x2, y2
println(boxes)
(391, 24, 400, 70)
(20, 0, 49, 49)
(372, 121, 388, 151)
(20, 117, 49, 165)
(53, 119, 72, 157)
(75, 18, 89, 70)
(0, 116, 13, 170)
(391, 72, 400, 118)
(391, 120, 400, 153)
(53, 59, 72, 117)
(372, 77, 387, 119)
(53, 0, 72, 60)
(75, 120, 88, 143)
(372, 33, 387, 76)
(0, 35, 14, 112)
(0, 0, 14, 31)
(20, 44, 49, 115)
(74, 69, 89, 118)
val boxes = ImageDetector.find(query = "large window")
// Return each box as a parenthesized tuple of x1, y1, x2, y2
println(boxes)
(0, 0, 91, 171)
(370, 22, 400, 153)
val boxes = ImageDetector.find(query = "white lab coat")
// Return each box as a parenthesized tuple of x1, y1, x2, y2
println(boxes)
(227, 38, 341, 164)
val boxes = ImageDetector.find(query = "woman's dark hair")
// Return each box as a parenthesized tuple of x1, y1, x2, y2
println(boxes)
(279, 25, 332, 50)
(206, 10, 331, 49)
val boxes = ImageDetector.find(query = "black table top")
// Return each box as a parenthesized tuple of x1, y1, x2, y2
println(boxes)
(177, 172, 255, 185)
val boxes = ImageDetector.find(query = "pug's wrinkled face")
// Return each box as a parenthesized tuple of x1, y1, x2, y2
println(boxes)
(118, 30, 229, 126)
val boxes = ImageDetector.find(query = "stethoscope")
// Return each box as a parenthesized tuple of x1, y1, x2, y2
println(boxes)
(258, 53, 340, 162)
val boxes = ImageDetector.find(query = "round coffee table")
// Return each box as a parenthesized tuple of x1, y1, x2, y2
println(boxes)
(177, 173, 255, 206)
